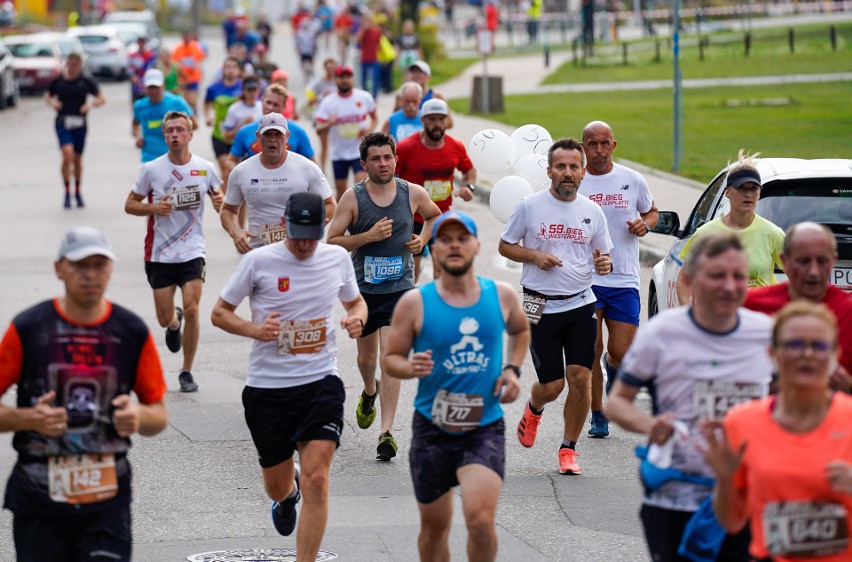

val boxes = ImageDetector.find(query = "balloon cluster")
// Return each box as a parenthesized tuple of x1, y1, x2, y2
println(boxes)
(468, 125, 553, 224)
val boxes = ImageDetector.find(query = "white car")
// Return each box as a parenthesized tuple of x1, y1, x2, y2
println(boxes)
(67, 25, 128, 79)
(649, 158, 852, 315)
(5, 32, 83, 92)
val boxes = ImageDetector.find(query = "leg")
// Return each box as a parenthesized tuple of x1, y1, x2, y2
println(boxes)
(563, 365, 591, 442)
(179, 279, 203, 372)
(261, 458, 298, 503)
(216, 153, 230, 182)
(355, 331, 379, 395)
(294, 439, 337, 562)
(417, 492, 453, 562)
(60, 144, 74, 185)
(590, 308, 605, 411)
(151, 285, 179, 329)
(72, 152, 83, 191)
(604, 317, 638, 372)
(458, 464, 502, 562)
(334, 178, 348, 201)
(530, 378, 565, 411)
(414, 253, 423, 283)
(377, 326, 399, 434)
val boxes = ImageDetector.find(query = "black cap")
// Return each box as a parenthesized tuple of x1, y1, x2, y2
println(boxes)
(285, 192, 325, 240)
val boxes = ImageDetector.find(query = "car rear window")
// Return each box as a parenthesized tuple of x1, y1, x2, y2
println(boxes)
(78, 35, 109, 44)
(758, 178, 852, 235)
(8, 43, 53, 57)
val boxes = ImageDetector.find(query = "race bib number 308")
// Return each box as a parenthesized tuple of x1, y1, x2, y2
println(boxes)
(763, 501, 849, 558)
(277, 318, 328, 355)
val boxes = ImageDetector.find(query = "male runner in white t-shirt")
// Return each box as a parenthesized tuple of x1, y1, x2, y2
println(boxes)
(499, 138, 613, 476)
(125, 110, 224, 392)
(211, 192, 367, 558)
(221, 112, 336, 253)
(579, 120, 658, 438)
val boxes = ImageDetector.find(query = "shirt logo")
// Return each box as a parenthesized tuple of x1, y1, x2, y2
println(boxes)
(251, 179, 259, 185)
(621, 184, 630, 190)
(190, 170, 207, 176)
(278, 277, 290, 292)
(536, 223, 589, 243)
(582, 218, 591, 224)
(442, 318, 490, 375)
(171, 169, 184, 181)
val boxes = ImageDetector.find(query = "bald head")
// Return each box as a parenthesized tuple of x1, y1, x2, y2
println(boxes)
(581, 121, 617, 175)
(782, 222, 838, 301)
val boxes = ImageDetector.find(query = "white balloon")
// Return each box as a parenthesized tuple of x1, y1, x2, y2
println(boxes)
(468, 129, 516, 175)
(510, 124, 553, 161)
(490, 175, 534, 223)
(513, 154, 550, 192)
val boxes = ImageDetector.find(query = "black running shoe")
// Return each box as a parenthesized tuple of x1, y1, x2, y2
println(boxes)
(178, 370, 198, 393)
(271, 464, 301, 536)
(165, 307, 183, 353)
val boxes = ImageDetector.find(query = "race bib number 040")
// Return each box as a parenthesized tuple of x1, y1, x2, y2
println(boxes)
(693, 380, 764, 421)
(48, 454, 118, 504)
(431, 390, 484, 433)
(278, 318, 328, 355)
(763, 501, 849, 558)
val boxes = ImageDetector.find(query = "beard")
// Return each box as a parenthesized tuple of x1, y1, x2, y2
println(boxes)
(425, 126, 445, 142)
(554, 182, 577, 199)
(439, 257, 473, 276)
(337, 83, 352, 94)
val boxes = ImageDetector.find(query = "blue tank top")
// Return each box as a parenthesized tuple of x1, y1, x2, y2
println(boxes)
(413, 277, 506, 433)
(388, 110, 423, 143)
(419, 89, 434, 106)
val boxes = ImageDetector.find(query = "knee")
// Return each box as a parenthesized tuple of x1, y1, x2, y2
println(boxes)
(357, 351, 377, 372)
(155, 308, 173, 328)
(182, 301, 199, 323)
(265, 478, 294, 502)
(568, 369, 591, 389)
(420, 521, 450, 543)
(538, 380, 564, 402)
(465, 509, 495, 541)
(301, 468, 329, 500)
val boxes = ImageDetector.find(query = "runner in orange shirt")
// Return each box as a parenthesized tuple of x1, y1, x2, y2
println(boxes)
(172, 30, 206, 112)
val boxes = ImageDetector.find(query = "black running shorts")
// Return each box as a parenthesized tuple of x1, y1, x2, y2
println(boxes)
(144, 257, 206, 290)
(360, 290, 406, 337)
(529, 302, 597, 383)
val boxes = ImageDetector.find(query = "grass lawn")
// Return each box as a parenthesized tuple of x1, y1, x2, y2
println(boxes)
(542, 22, 852, 84)
(449, 81, 852, 182)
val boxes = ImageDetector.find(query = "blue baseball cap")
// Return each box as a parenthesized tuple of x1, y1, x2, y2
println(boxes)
(431, 210, 478, 239)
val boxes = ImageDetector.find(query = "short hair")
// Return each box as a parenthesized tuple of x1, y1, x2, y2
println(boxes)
(264, 83, 289, 102)
(360, 131, 396, 161)
(682, 231, 744, 278)
(161, 111, 192, 130)
(66, 52, 83, 64)
(398, 81, 422, 98)
(772, 300, 837, 348)
(727, 148, 761, 175)
(783, 222, 837, 256)
(547, 137, 586, 167)
(223, 56, 243, 69)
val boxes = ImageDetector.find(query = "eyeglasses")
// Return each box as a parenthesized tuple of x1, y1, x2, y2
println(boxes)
(777, 339, 835, 355)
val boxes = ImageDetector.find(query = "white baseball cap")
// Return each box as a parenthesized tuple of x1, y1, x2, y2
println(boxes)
(143, 69, 164, 88)
(58, 227, 116, 262)
(258, 112, 289, 135)
(421, 98, 449, 117)
(409, 60, 431, 76)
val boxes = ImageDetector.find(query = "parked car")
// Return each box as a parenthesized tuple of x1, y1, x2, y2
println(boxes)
(109, 21, 151, 54)
(102, 9, 160, 50)
(0, 37, 19, 109)
(67, 25, 129, 79)
(649, 158, 852, 315)
(5, 32, 84, 93)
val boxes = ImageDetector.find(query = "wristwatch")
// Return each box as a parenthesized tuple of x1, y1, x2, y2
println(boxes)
(642, 221, 651, 233)
(466, 183, 476, 193)
(503, 364, 521, 378)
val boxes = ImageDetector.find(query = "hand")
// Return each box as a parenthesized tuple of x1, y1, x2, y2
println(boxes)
(152, 195, 173, 216)
(826, 460, 852, 494)
(53, 100, 63, 111)
(111, 395, 141, 437)
(627, 218, 649, 237)
(80, 103, 90, 114)
(205, 116, 214, 127)
(210, 190, 224, 213)
(340, 316, 363, 338)
(135, 136, 144, 149)
(231, 230, 257, 254)
(647, 412, 678, 445)
(593, 249, 611, 275)
(830, 363, 852, 394)
(459, 185, 474, 202)
(533, 251, 562, 271)
(404, 234, 424, 254)
(699, 420, 746, 482)
(410, 350, 434, 378)
(255, 312, 281, 342)
(367, 217, 393, 242)
(30, 391, 68, 437)
(494, 368, 521, 404)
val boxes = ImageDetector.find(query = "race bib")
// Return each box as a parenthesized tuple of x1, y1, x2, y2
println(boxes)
(763, 501, 849, 558)
(181, 57, 197, 67)
(170, 184, 202, 211)
(431, 390, 484, 432)
(278, 318, 327, 355)
(522, 293, 546, 325)
(693, 380, 763, 421)
(364, 256, 404, 284)
(259, 223, 286, 246)
(337, 122, 360, 139)
(424, 180, 452, 202)
(48, 454, 118, 504)
(63, 115, 85, 130)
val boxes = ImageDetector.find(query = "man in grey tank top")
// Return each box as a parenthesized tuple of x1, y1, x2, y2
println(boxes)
(328, 132, 441, 461)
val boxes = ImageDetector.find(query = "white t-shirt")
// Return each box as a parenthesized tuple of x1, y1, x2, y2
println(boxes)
(501, 190, 613, 313)
(225, 152, 333, 248)
(619, 307, 773, 512)
(132, 153, 222, 263)
(579, 163, 654, 289)
(220, 242, 360, 389)
(222, 100, 263, 136)
(314, 89, 376, 161)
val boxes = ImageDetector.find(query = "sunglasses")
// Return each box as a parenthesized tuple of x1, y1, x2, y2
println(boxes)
(777, 339, 835, 355)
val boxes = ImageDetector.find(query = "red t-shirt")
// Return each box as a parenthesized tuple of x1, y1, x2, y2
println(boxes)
(744, 283, 852, 375)
(360, 27, 381, 62)
(725, 393, 852, 561)
(396, 133, 474, 223)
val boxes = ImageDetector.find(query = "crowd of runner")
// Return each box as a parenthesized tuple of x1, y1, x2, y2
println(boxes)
(2, 7, 852, 562)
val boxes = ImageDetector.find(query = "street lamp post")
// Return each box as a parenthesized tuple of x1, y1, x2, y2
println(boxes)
(672, 0, 683, 172)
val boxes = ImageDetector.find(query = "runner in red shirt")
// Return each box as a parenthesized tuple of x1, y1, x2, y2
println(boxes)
(395, 98, 476, 281)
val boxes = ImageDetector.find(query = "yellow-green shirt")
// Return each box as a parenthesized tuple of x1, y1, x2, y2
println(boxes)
(679, 215, 785, 287)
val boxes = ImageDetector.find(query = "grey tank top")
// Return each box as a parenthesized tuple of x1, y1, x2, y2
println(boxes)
(350, 179, 415, 294)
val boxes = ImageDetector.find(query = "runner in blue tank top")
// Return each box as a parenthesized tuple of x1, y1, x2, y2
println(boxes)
(382, 210, 530, 562)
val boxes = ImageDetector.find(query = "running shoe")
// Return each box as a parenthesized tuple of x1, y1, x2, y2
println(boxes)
(558, 448, 582, 475)
(75, 193, 85, 208)
(165, 307, 183, 353)
(356, 380, 379, 429)
(271, 463, 301, 536)
(64, 193, 71, 209)
(178, 370, 198, 393)
(376, 430, 397, 461)
(588, 413, 610, 438)
(517, 400, 542, 448)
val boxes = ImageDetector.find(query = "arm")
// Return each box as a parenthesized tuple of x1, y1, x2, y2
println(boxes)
(111, 396, 167, 437)
(627, 203, 659, 237)
(323, 195, 337, 224)
(458, 165, 478, 201)
(605, 380, 678, 444)
(44, 89, 61, 111)
(208, 186, 224, 213)
(406, 185, 441, 254)
(0, 391, 67, 435)
(368, 109, 378, 132)
(498, 239, 563, 271)
(381, 290, 433, 380)
(220, 203, 255, 253)
(82, 91, 106, 113)
(124, 190, 173, 217)
(132, 119, 144, 149)
(211, 297, 279, 341)
(701, 421, 749, 533)
(494, 283, 530, 403)
(675, 268, 691, 306)
(326, 191, 389, 251)
(203, 99, 214, 127)
(339, 295, 368, 339)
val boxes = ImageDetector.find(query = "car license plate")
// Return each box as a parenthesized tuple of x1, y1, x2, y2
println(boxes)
(833, 267, 852, 291)
(18, 76, 34, 86)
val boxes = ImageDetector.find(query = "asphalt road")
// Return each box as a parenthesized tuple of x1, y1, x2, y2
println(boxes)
(0, 27, 665, 562)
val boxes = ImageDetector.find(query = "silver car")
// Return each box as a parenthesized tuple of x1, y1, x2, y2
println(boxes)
(67, 25, 129, 79)
(649, 158, 852, 315)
